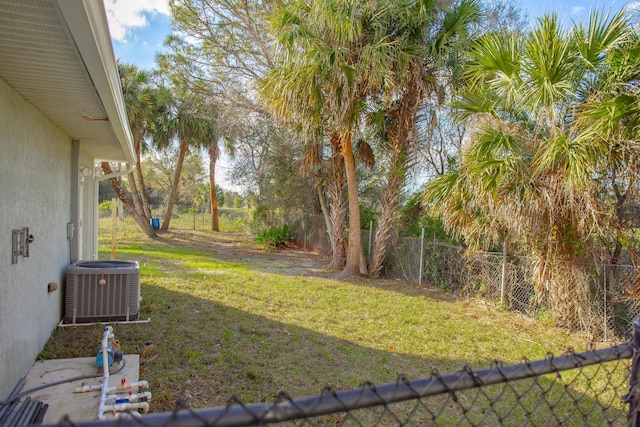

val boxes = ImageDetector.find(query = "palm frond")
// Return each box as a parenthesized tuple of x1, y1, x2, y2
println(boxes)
(533, 135, 594, 188)
(575, 8, 630, 68)
(450, 87, 498, 119)
(356, 139, 376, 169)
(523, 13, 576, 109)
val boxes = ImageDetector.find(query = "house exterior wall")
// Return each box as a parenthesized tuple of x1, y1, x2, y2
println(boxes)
(0, 77, 91, 399)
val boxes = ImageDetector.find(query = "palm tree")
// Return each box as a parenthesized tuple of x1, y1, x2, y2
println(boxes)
(100, 162, 156, 238)
(103, 63, 157, 238)
(208, 138, 221, 231)
(119, 63, 156, 221)
(577, 26, 640, 285)
(299, 134, 348, 269)
(263, 0, 465, 276)
(425, 10, 635, 329)
(260, 0, 364, 275)
(206, 103, 238, 232)
(153, 86, 216, 232)
(367, 0, 481, 277)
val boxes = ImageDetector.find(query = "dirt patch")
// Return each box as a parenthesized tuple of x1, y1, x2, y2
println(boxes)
(158, 230, 334, 278)
(156, 229, 460, 301)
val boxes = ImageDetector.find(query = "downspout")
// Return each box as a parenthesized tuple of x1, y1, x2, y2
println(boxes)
(70, 140, 80, 263)
(93, 162, 134, 259)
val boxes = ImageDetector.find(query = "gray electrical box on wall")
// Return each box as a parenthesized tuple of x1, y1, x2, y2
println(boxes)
(67, 222, 75, 240)
(12, 227, 34, 264)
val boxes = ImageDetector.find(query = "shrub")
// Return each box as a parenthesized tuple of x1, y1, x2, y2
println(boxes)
(99, 200, 112, 213)
(256, 225, 292, 247)
(219, 213, 247, 233)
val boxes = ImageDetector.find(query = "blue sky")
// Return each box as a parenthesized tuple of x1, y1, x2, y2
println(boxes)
(103, 0, 637, 192)
(110, 13, 172, 71)
(521, 0, 633, 24)
(105, 1, 172, 71)
(105, 1, 638, 71)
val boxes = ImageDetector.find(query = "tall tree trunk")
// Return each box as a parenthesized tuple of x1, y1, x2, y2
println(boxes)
(369, 152, 405, 277)
(340, 131, 367, 276)
(209, 142, 220, 232)
(316, 186, 332, 247)
(101, 162, 156, 238)
(117, 151, 147, 224)
(327, 142, 347, 269)
(160, 142, 189, 231)
(127, 170, 147, 223)
(610, 181, 630, 268)
(134, 134, 152, 220)
(103, 161, 147, 229)
(326, 133, 346, 268)
(369, 82, 420, 277)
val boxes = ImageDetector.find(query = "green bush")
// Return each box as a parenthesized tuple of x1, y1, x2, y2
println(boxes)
(397, 191, 458, 243)
(360, 204, 378, 229)
(219, 213, 247, 233)
(256, 224, 292, 247)
(99, 200, 113, 212)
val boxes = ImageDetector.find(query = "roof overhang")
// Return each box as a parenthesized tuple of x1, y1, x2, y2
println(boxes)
(0, 0, 135, 164)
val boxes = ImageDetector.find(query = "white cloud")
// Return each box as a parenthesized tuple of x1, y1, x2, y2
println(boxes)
(104, 0, 170, 42)
(626, 2, 640, 12)
(571, 6, 585, 15)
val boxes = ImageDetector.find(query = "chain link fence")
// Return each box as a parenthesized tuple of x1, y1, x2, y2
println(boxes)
(100, 204, 639, 340)
(99, 205, 332, 254)
(99, 203, 251, 234)
(379, 234, 640, 341)
(84, 210, 640, 426)
(33, 337, 636, 426)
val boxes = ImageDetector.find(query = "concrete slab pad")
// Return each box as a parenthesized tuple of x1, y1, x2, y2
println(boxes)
(21, 355, 140, 424)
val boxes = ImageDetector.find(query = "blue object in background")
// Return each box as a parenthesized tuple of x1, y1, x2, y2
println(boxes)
(151, 217, 160, 230)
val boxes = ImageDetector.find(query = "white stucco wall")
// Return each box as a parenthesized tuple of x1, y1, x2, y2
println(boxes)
(0, 77, 93, 399)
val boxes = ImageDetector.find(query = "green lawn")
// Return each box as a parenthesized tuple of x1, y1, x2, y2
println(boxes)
(40, 221, 630, 424)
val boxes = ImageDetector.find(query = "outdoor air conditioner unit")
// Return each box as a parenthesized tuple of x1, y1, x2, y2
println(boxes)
(64, 260, 140, 324)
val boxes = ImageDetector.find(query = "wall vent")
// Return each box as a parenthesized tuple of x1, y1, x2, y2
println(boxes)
(64, 260, 140, 324)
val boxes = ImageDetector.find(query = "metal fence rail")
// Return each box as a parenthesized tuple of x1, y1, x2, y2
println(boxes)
(41, 340, 634, 427)
(378, 233, 640, 341)
(102, 211, 639, 340)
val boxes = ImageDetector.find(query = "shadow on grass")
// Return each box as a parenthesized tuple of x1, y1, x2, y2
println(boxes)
(111, 230, 460, 307)
(42, 282, 628, 426)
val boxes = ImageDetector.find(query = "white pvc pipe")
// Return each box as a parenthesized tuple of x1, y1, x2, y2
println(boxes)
(106, 391, 152, 403)
(97, 327, 112, 420)
(73, 380, 149, 394)
(102, 401, 149, 414)
(73, 383, 103, 393)
(73, 380, 149, 393)
(104, 380, 149, 393)
(73, 327, 153, 419)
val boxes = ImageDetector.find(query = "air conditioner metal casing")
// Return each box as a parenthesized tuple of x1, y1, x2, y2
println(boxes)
(64, 260, 140, 324)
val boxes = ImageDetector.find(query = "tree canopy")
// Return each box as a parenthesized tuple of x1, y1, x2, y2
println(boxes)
(425, 9, 640, 327)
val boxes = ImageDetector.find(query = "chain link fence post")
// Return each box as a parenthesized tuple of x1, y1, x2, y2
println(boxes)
(500, 240, 507, 305)
(418, 227, 425, 287)
(627, 314, 640, 426)
(368, 221, 373, 264)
